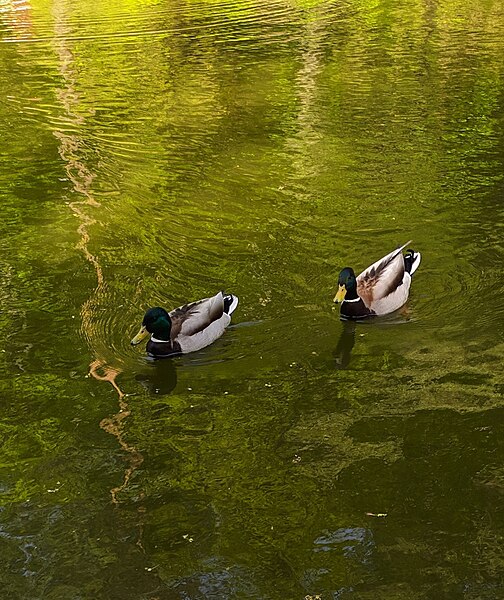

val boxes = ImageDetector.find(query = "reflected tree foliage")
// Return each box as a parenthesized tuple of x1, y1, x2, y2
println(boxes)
(0, 0, 504, 597)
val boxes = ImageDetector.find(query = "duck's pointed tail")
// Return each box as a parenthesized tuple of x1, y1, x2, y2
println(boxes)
(223, 293, 239, 315)
(404, 249, 421, 276)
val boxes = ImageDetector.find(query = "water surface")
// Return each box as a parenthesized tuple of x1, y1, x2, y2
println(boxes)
(1, 0, 504, 598)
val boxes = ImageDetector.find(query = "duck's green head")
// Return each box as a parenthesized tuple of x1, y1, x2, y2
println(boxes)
(334, 267, 357, 303)
(131, 307, 172, 345)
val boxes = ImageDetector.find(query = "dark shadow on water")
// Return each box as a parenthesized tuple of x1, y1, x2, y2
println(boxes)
(135, 357, 178, 395)
(334, 320, 357, 369)
(333, 309, 413, 369)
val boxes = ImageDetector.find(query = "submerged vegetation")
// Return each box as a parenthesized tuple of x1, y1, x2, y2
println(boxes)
(0, 0, 503, 597)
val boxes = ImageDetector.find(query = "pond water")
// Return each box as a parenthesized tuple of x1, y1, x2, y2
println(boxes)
(1, 0, 504, 598)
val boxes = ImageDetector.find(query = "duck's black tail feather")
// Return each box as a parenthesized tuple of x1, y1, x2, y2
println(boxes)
(223, 293, 239, 315)
(404, 249, 421, 275)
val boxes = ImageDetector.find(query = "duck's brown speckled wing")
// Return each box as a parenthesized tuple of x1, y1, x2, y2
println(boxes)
(169, 292, 225, 339)
(356, 241, 411, 314)
(166, 292, 232, 353)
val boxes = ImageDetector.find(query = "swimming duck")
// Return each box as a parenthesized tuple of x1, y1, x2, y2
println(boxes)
(131, 291, 239, 358)
(333, 241, 421, 319)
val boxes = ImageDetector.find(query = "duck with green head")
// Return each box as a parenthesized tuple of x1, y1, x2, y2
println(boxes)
(131, 291, 239, 358)
(334, 241, 421, 319)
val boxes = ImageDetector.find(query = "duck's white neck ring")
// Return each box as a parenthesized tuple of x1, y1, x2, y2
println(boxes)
(343, 296, 361, 303)
(150, 335, 171, 343)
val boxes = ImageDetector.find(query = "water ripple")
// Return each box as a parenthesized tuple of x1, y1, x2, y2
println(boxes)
(1, 0, 335, 46)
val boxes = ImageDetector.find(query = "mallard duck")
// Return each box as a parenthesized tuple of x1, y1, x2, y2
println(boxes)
(131, 291, 239, 358)
(333, 241, 421, 319)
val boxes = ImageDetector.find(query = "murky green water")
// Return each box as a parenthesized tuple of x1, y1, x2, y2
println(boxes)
(1, 0, 504, 598)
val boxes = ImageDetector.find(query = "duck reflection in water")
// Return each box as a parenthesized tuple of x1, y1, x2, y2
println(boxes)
(135, 358, 178, 395)
(334, 321, 357, 369)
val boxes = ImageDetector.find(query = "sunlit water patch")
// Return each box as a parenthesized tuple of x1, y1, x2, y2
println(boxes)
(1, 0, 504, 598)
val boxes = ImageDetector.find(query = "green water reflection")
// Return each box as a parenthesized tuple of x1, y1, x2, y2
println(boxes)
(1, 0, 504, 598)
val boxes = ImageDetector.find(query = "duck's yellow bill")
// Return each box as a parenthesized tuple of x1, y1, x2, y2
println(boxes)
(333, 284, 347, 303)
(131, 325, 149, 346)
